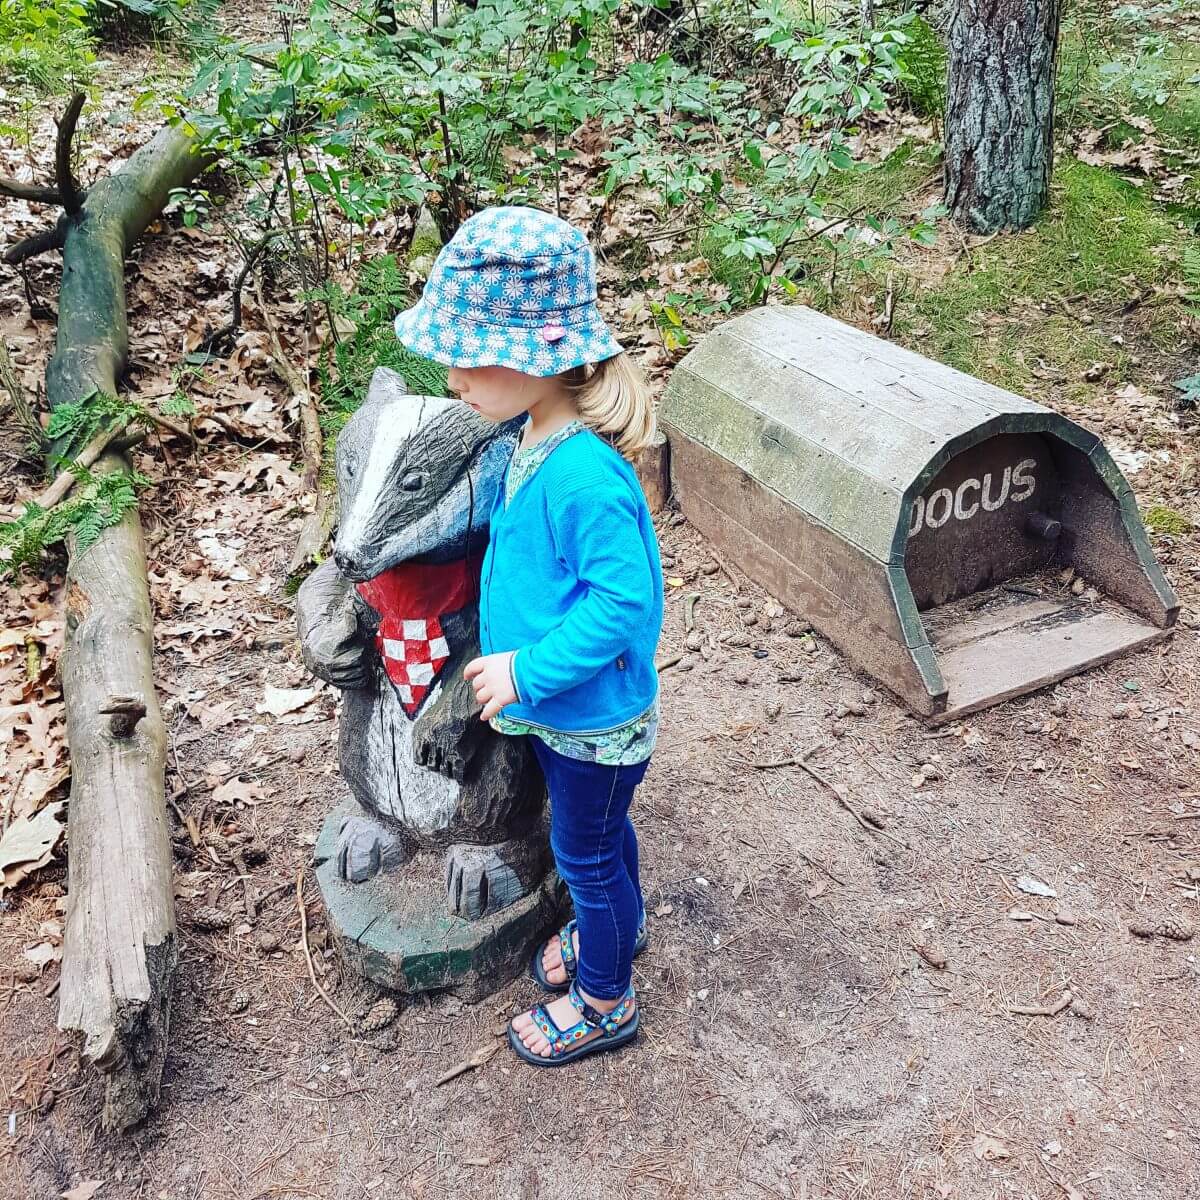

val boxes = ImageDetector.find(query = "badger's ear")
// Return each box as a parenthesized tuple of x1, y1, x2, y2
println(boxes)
(366, 366, 409, 406)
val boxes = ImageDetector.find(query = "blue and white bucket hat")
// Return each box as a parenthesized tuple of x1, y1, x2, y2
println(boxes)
(393, 205, 624, 377)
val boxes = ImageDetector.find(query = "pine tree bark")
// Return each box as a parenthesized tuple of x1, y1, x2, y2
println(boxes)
(943, 0, 1063, 233)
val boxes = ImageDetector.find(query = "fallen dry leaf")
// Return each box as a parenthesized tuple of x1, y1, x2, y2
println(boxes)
(257, 684, 320, 718)
(0, 801, 66, 894)
(972, 1132, 1011, 1161)
(211, 776, 266, 807)
(23, 940, 62, 967)
(61, 1183, 104, 1200)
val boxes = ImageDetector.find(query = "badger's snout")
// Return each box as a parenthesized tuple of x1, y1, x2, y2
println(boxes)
(333, 547, 364, 579)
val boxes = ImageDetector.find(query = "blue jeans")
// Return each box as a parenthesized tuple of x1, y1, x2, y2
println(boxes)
(529, 738, 650, 1001)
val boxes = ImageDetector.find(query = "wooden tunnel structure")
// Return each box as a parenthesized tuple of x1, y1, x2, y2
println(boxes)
(661, 306, 1179, 721)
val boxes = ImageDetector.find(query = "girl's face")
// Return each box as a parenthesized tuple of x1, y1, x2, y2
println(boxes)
(448, 365, 537, 423)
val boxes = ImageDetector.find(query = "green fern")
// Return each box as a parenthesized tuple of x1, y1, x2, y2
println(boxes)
(0, 463, 148, 578)
(45, 389, 149, 463)
(313, 254, 449, 445)
(161, 389, 197, 418)
(896, 15, 946, 121)
(1181, 241, 1200, 301)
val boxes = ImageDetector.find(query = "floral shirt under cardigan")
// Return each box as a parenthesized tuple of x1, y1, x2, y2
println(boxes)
(489, 420, 658, 766)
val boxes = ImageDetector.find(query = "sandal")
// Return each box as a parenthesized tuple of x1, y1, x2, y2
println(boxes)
(508, 981, 638, 1067)
(529, 916, 648, 992)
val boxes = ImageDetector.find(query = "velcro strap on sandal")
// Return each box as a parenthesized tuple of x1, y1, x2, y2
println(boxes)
(569, 982, 635, 1038)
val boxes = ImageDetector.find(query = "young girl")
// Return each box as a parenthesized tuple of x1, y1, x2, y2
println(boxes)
(393, 205, 663, 1066)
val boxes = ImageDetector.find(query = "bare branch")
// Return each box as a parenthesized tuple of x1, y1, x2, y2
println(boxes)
(55, 92, 87, 215)
(0, 178, 66, 205)
(3, 218, 68, 266)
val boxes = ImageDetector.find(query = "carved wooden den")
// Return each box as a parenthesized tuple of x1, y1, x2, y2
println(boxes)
(661, 307, 1179, 721)
(296, 368, 560, 1000)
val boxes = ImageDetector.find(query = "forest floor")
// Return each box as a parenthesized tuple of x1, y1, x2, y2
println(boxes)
(2, 9, 1200, 1200)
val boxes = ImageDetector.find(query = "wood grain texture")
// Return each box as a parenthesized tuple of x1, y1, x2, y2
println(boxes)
(57, 473, 173, 1131)
(48, 121, 209, 1132)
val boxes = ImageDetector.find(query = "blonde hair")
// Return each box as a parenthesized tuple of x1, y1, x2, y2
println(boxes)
(562, 354, 656, 459)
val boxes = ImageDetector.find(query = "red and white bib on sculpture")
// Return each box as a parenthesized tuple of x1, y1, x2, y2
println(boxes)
(356, 558, 478, 718)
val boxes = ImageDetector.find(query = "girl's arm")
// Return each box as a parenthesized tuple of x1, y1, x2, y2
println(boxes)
(512, 482, 656, 706)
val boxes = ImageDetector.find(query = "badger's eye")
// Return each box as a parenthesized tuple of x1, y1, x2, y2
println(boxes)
(400, 472, 424, 492)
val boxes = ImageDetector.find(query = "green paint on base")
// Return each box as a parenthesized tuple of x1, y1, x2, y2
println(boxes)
(315, 801, 565, 1002)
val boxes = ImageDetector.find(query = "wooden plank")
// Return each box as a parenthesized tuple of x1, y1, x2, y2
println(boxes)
(680, 322, 941, 484)
(730, 308, 1006, 441)
(669, 429, 912, 644)
(662, 377, 902, 563)
(757, 306, 1048, 420)
(1058, 443, 1179, 627)
(933, 604, 1170, 722)
(668, 435, 940, 712)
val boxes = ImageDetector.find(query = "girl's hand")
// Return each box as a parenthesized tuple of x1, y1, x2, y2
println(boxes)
(463, 652, 518, 721)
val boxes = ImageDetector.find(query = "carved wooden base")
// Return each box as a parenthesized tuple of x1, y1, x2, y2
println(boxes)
(314, 800, 566, 1002)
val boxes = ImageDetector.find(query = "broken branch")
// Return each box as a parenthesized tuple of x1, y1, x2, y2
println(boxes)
(435, 1041, 500, 1087)
(0, 179, 65, 205)
(256, 278, 322, 492)
(3, 218, 68, 266)
(55, 93, 86, 216)
(295, 869, 356, 1032)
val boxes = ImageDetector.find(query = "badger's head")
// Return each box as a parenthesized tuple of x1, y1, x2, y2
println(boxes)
(331, 367, 520, 581)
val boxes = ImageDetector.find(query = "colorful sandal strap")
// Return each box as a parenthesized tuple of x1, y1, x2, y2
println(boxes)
(557, 919, 578, 976)
(528, 1001, 592, 1058)
(567, 982, 636, 1038)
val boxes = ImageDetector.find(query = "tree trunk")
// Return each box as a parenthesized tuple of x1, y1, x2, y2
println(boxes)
(49, 122, 210, 1133)
(943, 0, 1063, 233)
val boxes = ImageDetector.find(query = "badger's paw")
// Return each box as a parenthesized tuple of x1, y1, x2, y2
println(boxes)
(412, 709, 488, 784)
(444, 836, 549, 920)
(334, 813, 410, 883)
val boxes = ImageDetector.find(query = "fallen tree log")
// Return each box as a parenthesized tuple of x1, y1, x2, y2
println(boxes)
(11, 109, 212, 1132)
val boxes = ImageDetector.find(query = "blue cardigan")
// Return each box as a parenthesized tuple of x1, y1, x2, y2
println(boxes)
(478, 427, 663, 734)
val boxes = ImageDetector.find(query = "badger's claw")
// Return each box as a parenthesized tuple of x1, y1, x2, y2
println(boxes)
(334, 813, 409, 883)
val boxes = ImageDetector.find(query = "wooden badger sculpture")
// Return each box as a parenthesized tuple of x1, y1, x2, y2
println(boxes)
(296, 367, 549, 920)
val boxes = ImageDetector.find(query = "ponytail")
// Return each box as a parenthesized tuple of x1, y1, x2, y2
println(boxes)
(563, 354, 656, 459)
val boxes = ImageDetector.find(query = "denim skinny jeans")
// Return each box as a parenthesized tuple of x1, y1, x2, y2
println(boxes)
(529, 737, 650, 1001)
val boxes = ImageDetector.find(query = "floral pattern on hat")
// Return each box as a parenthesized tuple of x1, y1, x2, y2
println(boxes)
(393, 206, 624, 377)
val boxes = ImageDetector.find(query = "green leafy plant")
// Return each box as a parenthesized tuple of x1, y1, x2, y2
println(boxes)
(895, 13, 945, 120)
(0, 464, 148, 577)
(0, 0, 94, 91)
(310, 255, 449, 443)
(45, 388, 148, 460)
(170, 0, 921, 306)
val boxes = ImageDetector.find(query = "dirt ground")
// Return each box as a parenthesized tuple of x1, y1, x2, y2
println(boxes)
(3, 29, 1200, 1200)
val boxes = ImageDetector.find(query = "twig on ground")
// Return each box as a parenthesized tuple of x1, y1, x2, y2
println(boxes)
(256, 279, 323, 492)
(199, 229, 289, 356)
(434, 1041, 500, 1087)
(655, 653, 683, 673)
(33, 423, 141, 512)
(683, 592, 699, 633)
(708, 549, 740, 593)
(295, 869, 356, 1032)
(233, 849, 257, 921)
(751, 745, 909, 848)
(1008, 991, 1072, 1018)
